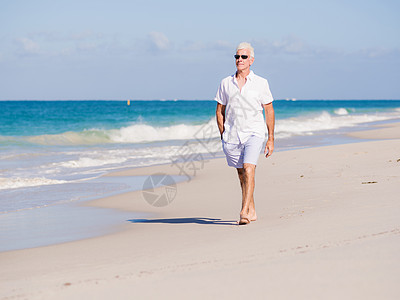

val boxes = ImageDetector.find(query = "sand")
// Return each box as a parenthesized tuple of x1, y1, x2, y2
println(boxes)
(1, 123, 400, 300)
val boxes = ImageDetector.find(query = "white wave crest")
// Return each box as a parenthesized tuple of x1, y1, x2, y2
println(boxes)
(57, 156, 128, 168)
(334, 108, 349, 115)
(25, 119, 220, 145)
(276, 111, 395, 138)
(109, 118, 220, 143)
(17, 109, 400, 146)
(0, 177, 67, 190)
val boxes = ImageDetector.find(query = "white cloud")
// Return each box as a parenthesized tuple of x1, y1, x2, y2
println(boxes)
(180, 40, 206, 52)
(11, 31, 115, 57)
(28, 31, 63, 42)
(147, 31, 171, 52)
(209, 40, 233, 52)
(178, 40, 233, 55)
(15, 37, 40, 55)
(173, 37, 316, 58)
(250, 36, 400, 62)
(251, 36, 311, 56)
(353, 47, 400, 59)
(271, 35, 307, 54)
(203, 36, 400, 62)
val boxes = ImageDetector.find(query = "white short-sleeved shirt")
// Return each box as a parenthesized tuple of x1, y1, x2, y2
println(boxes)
(215, 71, 273, 144)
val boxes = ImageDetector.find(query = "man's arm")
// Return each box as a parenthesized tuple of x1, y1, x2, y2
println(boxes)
(216, 103, 226, 140)
(263, 103, 275, 157)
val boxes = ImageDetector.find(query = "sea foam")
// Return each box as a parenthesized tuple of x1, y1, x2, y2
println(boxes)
(334, 108, 349, 115)
(276, 111, 396, 139)
(0, 177, 67, 190)
(23, 119, 220, 146)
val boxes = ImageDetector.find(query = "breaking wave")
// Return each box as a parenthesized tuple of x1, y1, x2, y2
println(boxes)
(2, 109, 400, 146)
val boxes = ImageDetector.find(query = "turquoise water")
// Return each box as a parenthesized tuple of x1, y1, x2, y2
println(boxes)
(0, 100, 214, 137)
(1, 99, 400, 251)
(2, 100, 400, 138)
(1, 99, 400, 191)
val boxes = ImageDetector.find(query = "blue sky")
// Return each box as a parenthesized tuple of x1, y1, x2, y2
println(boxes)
(0, 0, 399, 100)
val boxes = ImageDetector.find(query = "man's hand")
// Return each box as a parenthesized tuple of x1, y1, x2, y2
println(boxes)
(216, 103, 226, 139)
(263, 103, 275, 158)
(264, 139, 274, 158)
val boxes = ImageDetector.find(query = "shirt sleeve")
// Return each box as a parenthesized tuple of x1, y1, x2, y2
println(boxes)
(260, 79, 273, 104)
(214, 81, 227, 105)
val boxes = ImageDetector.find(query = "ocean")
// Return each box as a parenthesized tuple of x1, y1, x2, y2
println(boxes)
(1, 99, 400, 251)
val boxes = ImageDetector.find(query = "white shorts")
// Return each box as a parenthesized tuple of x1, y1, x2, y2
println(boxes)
(222, 136, 265, 168)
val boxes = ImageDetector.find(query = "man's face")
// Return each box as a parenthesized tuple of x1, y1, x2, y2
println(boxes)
(235, 48, 254, 72)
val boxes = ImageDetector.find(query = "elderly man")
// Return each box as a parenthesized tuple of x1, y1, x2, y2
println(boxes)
(215, 42, 275, 225)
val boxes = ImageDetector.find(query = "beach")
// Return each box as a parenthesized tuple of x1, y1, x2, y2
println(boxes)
(1, 121, 399, 299)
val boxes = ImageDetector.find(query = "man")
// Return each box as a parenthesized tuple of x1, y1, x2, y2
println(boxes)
(215, 42, 275, 225)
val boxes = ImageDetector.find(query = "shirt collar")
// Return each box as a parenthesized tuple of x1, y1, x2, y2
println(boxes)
(232, 70, 255, 83)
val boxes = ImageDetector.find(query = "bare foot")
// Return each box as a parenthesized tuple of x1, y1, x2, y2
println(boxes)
(250, 211, 257, 222)
(239, 213, 251, 225)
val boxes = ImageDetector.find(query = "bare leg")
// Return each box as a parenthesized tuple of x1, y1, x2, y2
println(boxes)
(236, 163, 257, 224)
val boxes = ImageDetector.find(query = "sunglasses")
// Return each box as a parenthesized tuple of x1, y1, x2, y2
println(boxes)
(234, 55, 249, 60)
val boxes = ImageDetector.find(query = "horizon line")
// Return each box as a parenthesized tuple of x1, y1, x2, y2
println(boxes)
(1, 99, 400, 101)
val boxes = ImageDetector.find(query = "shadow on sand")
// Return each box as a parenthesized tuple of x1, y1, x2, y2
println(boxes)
(127, 217, 237, 226)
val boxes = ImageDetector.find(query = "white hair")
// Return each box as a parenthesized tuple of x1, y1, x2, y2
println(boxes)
(236, 42, 254, 58)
